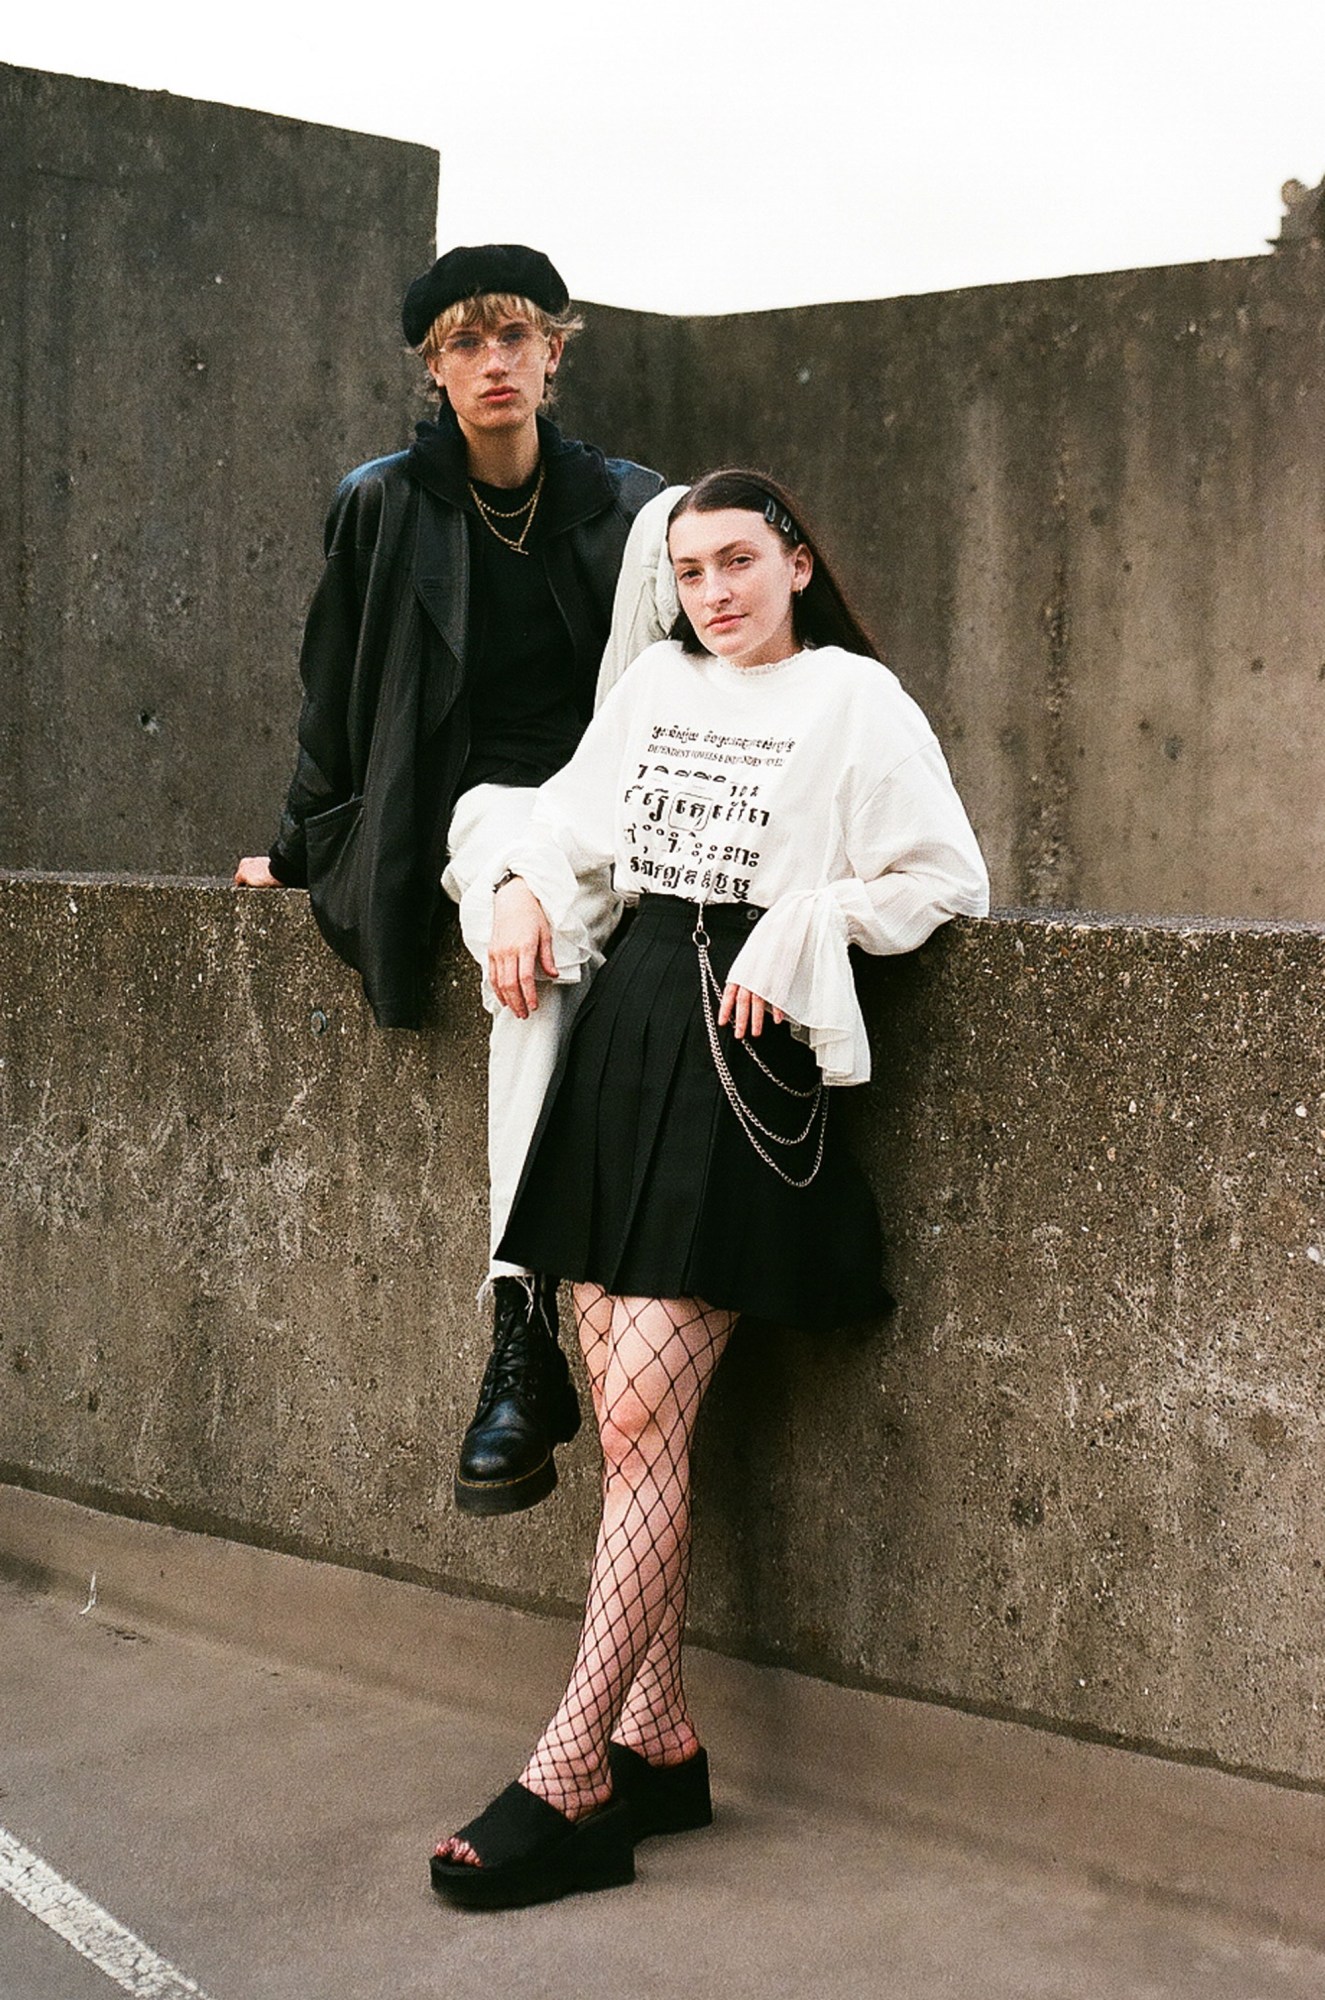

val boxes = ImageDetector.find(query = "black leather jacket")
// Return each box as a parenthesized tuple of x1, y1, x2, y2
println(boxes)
(268, 408, 664, 1028)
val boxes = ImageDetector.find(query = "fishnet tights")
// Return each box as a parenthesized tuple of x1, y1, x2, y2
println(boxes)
(438, 1284, 735, 1860)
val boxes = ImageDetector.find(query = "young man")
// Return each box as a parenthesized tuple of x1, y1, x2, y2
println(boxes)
(235, 243, 677, 1519)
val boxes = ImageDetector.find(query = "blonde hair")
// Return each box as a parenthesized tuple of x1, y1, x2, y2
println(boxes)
(417, 289, 584, 359)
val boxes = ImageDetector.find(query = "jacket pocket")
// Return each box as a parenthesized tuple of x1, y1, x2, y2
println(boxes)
(305, 794, 366, 971)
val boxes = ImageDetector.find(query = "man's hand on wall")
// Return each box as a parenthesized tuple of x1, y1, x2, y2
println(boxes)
(234, 856, 281, 887)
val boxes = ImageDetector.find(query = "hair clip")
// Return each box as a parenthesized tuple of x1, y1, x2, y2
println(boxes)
(763, 495, 798, 538)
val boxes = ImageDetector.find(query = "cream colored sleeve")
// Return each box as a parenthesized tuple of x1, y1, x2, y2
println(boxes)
(594, 485, 689, 708)
(727, 742, 990, 1086)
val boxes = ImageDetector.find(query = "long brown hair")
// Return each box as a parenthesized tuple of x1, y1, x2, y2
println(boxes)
(667, 470, 880, 660)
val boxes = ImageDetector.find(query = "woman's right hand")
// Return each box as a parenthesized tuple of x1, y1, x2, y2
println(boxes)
(488, 878, 558, 1018)
(233, 856, 280, 887)
(718, 984, 785, 1038)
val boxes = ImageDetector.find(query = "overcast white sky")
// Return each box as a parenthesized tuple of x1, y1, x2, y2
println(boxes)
(7, 0, 1325, 314)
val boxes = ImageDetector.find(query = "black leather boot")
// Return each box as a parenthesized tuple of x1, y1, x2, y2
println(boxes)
(454, 1276, 582, 1517)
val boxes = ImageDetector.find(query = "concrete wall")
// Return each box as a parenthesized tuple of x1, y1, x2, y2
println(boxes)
(0, 64, 436, 877)
(7, 60, 1325, 924)
(3, 873, 1324, 1790)
(560, 251, 1325, 923)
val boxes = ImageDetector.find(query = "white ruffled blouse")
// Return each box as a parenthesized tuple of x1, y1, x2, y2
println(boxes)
(464, 640, 989, 1086)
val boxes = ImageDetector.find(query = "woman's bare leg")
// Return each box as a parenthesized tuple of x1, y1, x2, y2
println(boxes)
(436, 1290, 734, 1861)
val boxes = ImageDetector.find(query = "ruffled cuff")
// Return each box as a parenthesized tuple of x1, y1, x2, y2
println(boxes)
(725, 888, 871, 1087)
(457, 840, 607, 1012)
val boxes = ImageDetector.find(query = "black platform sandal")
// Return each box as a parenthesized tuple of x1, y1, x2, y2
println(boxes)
(607, 1744, 713, 1842)
(429, 1782, 636, 1910)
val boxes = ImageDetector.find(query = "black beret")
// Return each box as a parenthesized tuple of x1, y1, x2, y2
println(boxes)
(402, 243, 570, 346)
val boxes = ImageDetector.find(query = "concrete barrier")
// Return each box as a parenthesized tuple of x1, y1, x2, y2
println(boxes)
(3, 873, 1323, 1789)
(559, 252, 1325, 923)
(8, 54, 1325, 931)
(0, 63, 436, 877)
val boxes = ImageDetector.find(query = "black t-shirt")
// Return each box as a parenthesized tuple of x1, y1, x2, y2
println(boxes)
(460, 469, 587, 792)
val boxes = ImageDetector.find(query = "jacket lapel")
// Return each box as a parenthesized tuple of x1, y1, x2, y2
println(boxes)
(414, 491, 469, 737)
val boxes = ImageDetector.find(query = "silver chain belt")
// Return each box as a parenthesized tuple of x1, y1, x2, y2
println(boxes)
(693, 912, 828, 1188)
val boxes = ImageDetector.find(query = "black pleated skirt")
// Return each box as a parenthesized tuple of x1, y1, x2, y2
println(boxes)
(497, 896, 890, 1329)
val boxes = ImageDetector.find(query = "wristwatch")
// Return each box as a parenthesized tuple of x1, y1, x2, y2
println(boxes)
(493, 869, 519, 893)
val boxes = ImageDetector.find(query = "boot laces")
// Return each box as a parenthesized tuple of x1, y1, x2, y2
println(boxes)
(476, 1313, 552, 1415)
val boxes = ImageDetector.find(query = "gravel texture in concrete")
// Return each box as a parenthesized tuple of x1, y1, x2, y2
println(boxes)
(3, 886, 1325, 1785)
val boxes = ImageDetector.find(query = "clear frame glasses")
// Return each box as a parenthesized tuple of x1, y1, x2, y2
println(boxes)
(439, 324, 542, 363)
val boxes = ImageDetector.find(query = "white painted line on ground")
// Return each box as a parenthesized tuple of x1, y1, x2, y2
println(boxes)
(0, 1827, 217, 1999)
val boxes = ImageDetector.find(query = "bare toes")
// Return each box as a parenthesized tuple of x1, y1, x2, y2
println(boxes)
(433, 1837, 481, 1868)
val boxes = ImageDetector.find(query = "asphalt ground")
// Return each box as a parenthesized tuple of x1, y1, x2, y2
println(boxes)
(3, 1489, 1325, 2000)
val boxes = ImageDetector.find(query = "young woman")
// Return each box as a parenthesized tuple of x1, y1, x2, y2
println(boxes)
(430, 470, 989, 1909)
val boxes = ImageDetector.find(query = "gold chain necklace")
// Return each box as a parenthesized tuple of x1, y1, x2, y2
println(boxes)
(467, 460, 546, 556)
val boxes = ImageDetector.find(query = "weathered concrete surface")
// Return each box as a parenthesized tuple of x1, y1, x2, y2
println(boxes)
(3, 876, 1324, 1788)
(7, 58, 1324, 930)
(0, 64, 435, 876)
(560, 254, 1325, 921)
(5, 1505, 1325, 1997)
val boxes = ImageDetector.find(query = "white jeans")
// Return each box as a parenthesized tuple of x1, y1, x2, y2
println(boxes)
(442, 783, 617, 1279)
